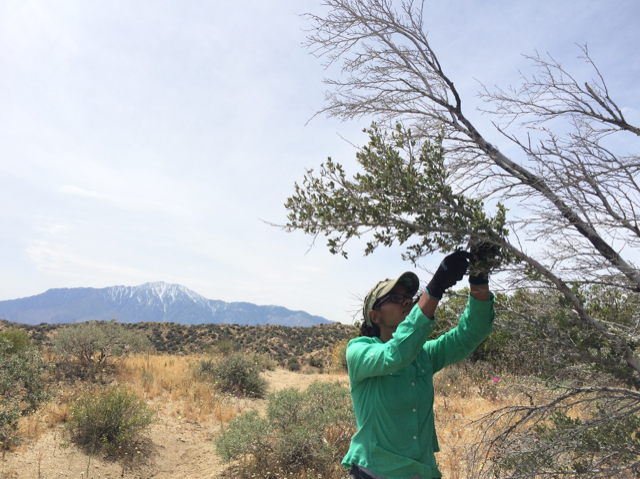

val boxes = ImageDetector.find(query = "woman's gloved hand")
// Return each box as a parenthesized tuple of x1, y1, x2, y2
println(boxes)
(469, 241, 501, 286)
(426, 250, 472, 300)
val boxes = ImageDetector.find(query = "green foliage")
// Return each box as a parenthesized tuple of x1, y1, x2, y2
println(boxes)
(0, 341, 49, 449)
(0, 328, 31, 355)
(287, 358, 300, 371)
(216, 339, 236, 357)
(197, 358, 217, 378)
(285, 123, 510, 264)
(208, 352, 267, 398)
(215, 382, 355, 477)
(428, 285, 640, 385)
(308, 355, 323, 368)
(214, 410, 273, 465)
(495, 285, 640, 386)
(251, 352, 277, 371)
(66, 386, 155, 454)
(51, 320, 152, 367)
(428, 291, 538, 376)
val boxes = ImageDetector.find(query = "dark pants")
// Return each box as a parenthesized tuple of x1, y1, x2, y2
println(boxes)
(349, 464, 437, 479)
(349, 465, 385, 479)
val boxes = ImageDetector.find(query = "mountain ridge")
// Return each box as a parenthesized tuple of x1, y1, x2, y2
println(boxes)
(0, 282, 333, 327)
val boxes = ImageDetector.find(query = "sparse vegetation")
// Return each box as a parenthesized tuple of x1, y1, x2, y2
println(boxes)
(4, 294, 630, 477)
(5, 319, 354, 368)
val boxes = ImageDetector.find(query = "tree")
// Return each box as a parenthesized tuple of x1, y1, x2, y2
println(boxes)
(51, 320, 152, 368)
(284, 0, 640, 476)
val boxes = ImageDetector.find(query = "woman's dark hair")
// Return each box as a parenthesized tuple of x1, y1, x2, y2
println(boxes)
(359, 318, 380, 338)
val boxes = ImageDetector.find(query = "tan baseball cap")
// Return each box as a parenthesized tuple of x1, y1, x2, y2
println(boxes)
(363, 272, 420, 326)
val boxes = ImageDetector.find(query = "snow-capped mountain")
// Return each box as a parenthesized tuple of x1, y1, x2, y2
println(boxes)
(0, 282, 333, 326)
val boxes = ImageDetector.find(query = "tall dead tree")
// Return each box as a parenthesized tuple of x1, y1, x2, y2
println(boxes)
(284, 0, 640, 476)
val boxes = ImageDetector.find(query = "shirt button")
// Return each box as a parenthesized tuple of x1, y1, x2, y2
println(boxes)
(422, 369, 425, 372)
(370, 353, 374, 357)
(413, 436, 417, 440)
(413, 409, 416, 412)
(412, 382, 415, 386)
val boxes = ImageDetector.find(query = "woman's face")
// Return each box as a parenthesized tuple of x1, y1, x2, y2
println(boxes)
(370, 283, 414, 332)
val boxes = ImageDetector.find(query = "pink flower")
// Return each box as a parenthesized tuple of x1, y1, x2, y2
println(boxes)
(493, 377, 499, 383)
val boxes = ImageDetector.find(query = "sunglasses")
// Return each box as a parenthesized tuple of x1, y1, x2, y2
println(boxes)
(373, 293, 417, 310)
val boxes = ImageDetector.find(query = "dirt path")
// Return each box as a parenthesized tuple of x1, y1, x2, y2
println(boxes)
(0, 370, 349, 479)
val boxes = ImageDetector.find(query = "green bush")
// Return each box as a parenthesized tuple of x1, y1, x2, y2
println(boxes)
(308, 356, 323, 368)
(214, 410, 273, 466)
(66, 386, 155, 454)
(216, 339, 236, 357)
(197, 358, 216, 379)
(251, 352, 277, 372)
(210, 353, 267, 398)
(287, 358, 301, 372)
(0, 328, 31, 355)
(0, 341, 50, 449)
(215, 381, 355, 477)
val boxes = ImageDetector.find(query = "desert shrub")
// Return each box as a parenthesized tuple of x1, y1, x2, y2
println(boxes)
(52, 320, 152, 367)
(493, 405, 640, 476)
(308, 356, 323, 368)
(287, 358, 301, 371)
(214, 410, 274, 466)
(330, 339, 350, 373)
(215, 381, 355, 477)
(0, 328, 31, 355)
(251, 352, 277, 372)
(210, 352, 267, 398)
(197, 358, 217, 379)
(0, 340, 50, 449)
(216, 339, 236, 357)
(66, 386, 155, 454)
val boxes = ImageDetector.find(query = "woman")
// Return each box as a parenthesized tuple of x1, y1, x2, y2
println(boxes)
(343, 249, 495, 479)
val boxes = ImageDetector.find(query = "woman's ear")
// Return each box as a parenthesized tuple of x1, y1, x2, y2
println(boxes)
(368, 309, 381, 325)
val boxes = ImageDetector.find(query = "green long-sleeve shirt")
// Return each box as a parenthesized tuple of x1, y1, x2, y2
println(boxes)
(342, 293, 495, 479)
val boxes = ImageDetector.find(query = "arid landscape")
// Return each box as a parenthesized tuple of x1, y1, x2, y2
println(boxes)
(1, 350, 524, 479)
(2, 360, 351, 479)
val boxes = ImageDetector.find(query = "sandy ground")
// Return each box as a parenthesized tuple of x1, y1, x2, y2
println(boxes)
(0, 370, 349, 479)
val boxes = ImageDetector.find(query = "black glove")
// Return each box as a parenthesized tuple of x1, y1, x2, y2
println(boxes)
(469, 241, 500, 286)
(426, 250, 472, 300)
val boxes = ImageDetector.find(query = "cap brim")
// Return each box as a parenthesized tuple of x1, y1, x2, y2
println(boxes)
(378, 271, 420, 298)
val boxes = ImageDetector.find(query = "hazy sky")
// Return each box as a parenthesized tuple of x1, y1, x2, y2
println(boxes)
(1, 1, 639, 324)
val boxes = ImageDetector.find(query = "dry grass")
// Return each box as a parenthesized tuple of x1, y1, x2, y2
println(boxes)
(16, 353, 240, 445)
(431, 364, 551, 479)
(117, 353, 241, 424)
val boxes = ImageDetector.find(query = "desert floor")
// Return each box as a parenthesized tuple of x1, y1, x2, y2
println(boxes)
(1, 369, 351, 479)
(2, 364, 510, 479)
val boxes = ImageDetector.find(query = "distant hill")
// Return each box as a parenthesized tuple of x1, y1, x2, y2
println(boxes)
(0, 319, 355, 367)
(0, 282, 333, 327)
